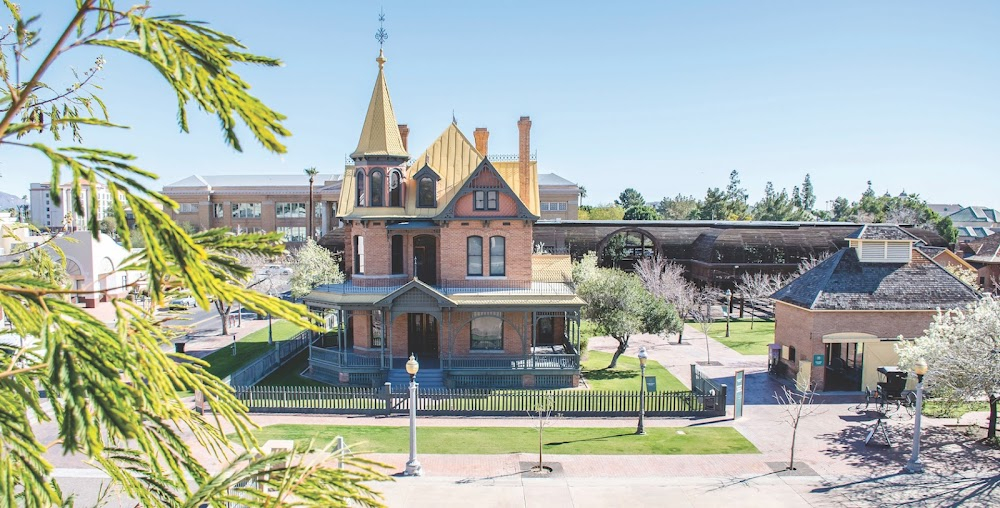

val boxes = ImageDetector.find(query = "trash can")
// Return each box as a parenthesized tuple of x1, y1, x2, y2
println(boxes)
(175, 341, 186, 353)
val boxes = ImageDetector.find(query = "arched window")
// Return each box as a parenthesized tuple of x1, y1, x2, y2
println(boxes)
(470, 314, 503, 351)
(353, 235, 365, 274)
(370, 168, 384, 207)
(355, 170, 366, 207)
(489, 236, 505, 276)
(467, 236, 483, 276)
(417, 177, 435, 208)
(389, 170, 402, 207)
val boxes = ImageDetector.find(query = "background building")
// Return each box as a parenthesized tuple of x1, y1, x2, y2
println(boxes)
(537, 173, 582, 221)
(161, 174, 342, 244)
(29, 180, 116, 231)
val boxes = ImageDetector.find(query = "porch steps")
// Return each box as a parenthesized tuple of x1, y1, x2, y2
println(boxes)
(387, 368, 445, 389)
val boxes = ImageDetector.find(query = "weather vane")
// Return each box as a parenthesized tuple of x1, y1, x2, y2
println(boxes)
(376, 8, 388, 47)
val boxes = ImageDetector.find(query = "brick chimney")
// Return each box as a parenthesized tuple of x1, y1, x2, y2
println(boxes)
(397, 124, 409, 152)
(517, 116, 532, 203)
(474, 127, 489, 155)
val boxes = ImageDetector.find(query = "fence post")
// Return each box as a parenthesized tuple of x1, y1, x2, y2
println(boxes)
(690, 364, 697, 394)
(720, 384, 728, 417)
(383, 382, 392, 416)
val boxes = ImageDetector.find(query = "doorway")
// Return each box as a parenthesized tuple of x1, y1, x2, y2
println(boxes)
(413, 235, 437, 284)
(536, 317, 557, 346)
(407, 313, 439, 359)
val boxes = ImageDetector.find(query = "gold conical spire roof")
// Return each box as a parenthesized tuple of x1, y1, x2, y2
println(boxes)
(351, 49, 408, 159)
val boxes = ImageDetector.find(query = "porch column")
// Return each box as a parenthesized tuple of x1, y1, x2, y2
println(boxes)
(380, 308, 387, 369)
(321, 201, 329, 235)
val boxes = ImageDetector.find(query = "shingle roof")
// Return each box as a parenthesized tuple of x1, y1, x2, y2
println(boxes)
(964, 233, 1000, 264)
(845, 224, 921, 241)
(772, 248, 979, 311)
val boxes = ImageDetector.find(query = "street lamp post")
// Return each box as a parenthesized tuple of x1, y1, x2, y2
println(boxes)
(267, 291, 274, 347)
(724, 289, 732, 338)
(906, 358, 929, 473)
(636, 346, 648, 436)
(404, 354, 423, 476)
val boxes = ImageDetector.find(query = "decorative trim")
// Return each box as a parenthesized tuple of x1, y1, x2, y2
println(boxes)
(435, 158, 540, 221)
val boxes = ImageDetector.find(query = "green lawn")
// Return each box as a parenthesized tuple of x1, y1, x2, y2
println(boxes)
(922, 399, 990, 419)
(202, 320, 306, 379)
(704, 319, 775, 355)
(244, 425, 757, 455)
(582, 350, 687, 392)
(257, 350, 326, 387)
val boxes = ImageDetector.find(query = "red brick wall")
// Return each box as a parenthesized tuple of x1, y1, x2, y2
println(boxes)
(438, 221, 533, 281)
(444, 310, 529, 356)
(453, 191, 519, 216)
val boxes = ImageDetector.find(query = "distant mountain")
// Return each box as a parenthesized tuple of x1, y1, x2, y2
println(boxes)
(0, 191, 25, 210)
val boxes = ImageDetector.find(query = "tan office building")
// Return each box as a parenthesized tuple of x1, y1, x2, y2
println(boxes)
(162, 174, 342, 244)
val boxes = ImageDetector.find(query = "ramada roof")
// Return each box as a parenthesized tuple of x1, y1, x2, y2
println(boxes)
(772, 248, 979, 311)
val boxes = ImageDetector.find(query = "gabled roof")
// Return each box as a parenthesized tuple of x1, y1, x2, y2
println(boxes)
(948, 206, 1000, 224)
(845, 224, 921, 241)
(538, 173, 577, 187)
(435, 158, 539, 221)
(351, 50, 407, 160)
(964, 233, 1000, 264)
(375, 278, 454, 307)
(772, 247, 979, 311)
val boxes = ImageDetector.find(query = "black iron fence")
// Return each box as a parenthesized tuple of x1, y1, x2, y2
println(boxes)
(231, 384, 726, 417)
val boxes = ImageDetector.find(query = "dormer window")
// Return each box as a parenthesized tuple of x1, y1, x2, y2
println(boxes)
(389, 170, 402, 207)
(370, 168, 384, 207)
(417, 177, 436, 208)
(355, 170, 366, 207)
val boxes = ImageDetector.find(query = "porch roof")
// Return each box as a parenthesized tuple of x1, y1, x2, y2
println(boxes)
(302, 291, 385, 306)
(448, 293, 585, 307)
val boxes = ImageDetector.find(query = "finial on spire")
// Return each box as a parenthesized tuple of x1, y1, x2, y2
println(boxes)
(452, 110, 457, 125)
(376, 8, 388, 48)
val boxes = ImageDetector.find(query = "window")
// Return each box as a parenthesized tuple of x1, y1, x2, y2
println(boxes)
(473, 190, 499, 211)
(470, 314, 503, 351)
(370, 169, 384, 207)
(417, 177, 435, 208)
(276, 202, 307, 218)
(371, 310, 383, 348)
(467, 236, 483, 275)
(314, 204, 323, 219)
(276, 226, 307, 242)
(353, 235, 364, 274)
(214, 204, 225, 218)
(389, 170, 402, 207)
(391, 235, 404, 274)
(231, 203, 261, 218)
(540, 202, 568, 212)
(355, 170, 366, 206)
(489, 236, 505, 276)
(179, 203, 198, 213)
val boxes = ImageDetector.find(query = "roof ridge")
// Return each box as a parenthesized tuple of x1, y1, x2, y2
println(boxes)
(914, 247, 982, 297)
(808, 249, 845, 308)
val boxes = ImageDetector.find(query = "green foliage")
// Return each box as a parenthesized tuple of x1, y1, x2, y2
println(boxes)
(828, 181, 958, 242)
(573, 253, 681, 367)
(753, 182, 796, 221)
(623, 204, 660, 220)
(0, 2, 386, 506)
(582, 350, 687, 392)
(202, 320, 305, 380)
(656, 193, 700, 220)
(98, 214, 117, 236)
(615, 187, 646, 209)
(579, 203, 625, 221)
(290, 239, 344, 298)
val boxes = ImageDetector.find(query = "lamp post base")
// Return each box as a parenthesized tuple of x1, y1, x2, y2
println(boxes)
(404, 459, 423, 476)
(904, 460, 923, 474)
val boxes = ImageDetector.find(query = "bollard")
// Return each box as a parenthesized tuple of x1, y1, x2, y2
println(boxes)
(232, 334, 237, 356)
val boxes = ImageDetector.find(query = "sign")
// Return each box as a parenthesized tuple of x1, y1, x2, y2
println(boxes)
(813, 354, 824, 367)
(644, 376, 656, 393)
(734, 370, 745, 419)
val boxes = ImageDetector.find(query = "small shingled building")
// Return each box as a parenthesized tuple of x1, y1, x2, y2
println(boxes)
(771, 224, 979, 392)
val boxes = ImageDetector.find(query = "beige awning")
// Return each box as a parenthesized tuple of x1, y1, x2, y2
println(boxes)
(821, 332, 879, 344)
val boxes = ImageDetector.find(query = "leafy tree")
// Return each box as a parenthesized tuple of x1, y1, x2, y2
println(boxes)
(290, 239, 344, 298)
(831, 197, 851, 221)
(211, 248, 291, 336)
(615, 188, 646, 209)
(897, 297, 1000, 442)
(0, 2, 385, 506)
(753, 182, 796, 221)
(838, 183, 958, 243)
(724, 170, 751, 220)
(623, 204, 660, 220)
(655, 194, 700, 220)
(573, 253, 681, 368)
(583, 203, 625, 221)
(99, 214, 118, 237)
(694, 188, 728, 220)
(800, 174, 816, 211)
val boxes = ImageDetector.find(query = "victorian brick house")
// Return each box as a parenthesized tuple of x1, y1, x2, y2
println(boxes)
(302, 50, 584, 388)
(771, 225, 979, 391)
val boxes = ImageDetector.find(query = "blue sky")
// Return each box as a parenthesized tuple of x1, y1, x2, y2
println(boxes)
(2, 1, 998, 211)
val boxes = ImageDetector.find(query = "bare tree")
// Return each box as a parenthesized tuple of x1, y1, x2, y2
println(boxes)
(635, 255, 696, 343)
(689, 287, 718, 364)
(735, 272, 787, 329)
(530, 393, 556, 472)
(213, 253, 291, 335)
(774, 382, 821, 471)
(796, 252, 832, 276)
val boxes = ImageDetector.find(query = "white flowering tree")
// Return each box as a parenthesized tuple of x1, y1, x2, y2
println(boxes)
(290, 239, 344, 298)
(897, 297, 1000, 442)
(635, 255, 696, 343)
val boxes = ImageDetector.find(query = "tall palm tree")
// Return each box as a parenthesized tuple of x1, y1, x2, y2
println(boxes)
(305, 167, 319, 239)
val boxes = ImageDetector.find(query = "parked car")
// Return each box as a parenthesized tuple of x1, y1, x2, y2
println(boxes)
(168, 297, 196, 310)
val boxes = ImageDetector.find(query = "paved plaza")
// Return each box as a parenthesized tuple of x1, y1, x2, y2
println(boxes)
(46, 325, 1000, 506)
